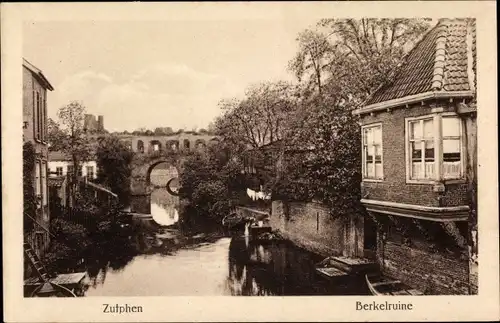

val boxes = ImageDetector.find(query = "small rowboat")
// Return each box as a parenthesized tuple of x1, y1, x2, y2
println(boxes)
(365, 275, 424, 296)
(30, 282, 78, 297)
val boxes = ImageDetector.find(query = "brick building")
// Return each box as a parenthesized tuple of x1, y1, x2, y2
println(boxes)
(353, 19, 477, 294)
(23, 58, 54, 257)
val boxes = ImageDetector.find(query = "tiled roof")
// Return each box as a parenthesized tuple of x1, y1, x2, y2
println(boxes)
(49, 151, 71, 161)
(365, 18, 476, 106)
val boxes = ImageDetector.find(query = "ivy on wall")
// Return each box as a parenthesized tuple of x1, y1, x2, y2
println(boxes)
(23, 142, 36, 233)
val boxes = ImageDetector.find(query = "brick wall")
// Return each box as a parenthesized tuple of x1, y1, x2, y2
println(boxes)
(377, 238, 472, 295)
(359, 102, 470, 207)
(270, 201, 364, 258)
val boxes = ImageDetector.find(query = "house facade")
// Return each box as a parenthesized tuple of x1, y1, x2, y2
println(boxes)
(23, 58, 54, 257)
(353, 18, 477, 295)
(48, 151, 98, 180)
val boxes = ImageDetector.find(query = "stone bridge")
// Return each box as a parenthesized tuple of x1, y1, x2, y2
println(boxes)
(120, 133, 219, 214)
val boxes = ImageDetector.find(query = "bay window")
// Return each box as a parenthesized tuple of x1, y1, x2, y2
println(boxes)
(362, 124, 383, 180)
(406, 113, 463, 182)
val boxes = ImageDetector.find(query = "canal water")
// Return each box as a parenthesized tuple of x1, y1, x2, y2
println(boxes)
(76, 171, 369, 296)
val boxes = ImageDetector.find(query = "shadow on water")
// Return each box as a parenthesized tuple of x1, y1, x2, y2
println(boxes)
(225, 237, 369, 296)
(62, 183, 368, 296)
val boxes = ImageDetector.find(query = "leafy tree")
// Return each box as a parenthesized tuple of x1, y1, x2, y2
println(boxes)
(179, 141, 246, 219)
(95, 135, 134, 205)
(47, 118, 66, 152)
(288, 29, 335, 96)
(216, 81, 297, 150)
(321, 18, 431, 101)
(49, 102, 93, 202)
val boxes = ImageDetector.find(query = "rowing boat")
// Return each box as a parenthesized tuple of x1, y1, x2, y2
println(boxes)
(365, 275, 424, 296)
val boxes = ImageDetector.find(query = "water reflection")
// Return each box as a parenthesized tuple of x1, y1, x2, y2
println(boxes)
(65, 185, 368, 296)
(151, 188, 179, 226)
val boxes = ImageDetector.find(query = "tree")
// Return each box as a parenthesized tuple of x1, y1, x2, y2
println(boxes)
(47, 118, 66, 152)
(288, 29, 335, 97)
(95, 135, 134, 205)
(319, 18, 431, 101)
(216, 81, 297, 150)
(53, 101, 93, 185)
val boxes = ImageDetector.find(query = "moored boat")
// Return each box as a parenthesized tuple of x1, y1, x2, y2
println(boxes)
(30, 282, 78, 297)
(365, 274, 424, 296)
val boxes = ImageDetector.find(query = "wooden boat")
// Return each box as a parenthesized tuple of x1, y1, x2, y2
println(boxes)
(30, 282, 77, 297)
(365, 275, 424, 296)
(25, 272, 88, 298)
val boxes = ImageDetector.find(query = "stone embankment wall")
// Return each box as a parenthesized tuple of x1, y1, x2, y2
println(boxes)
(270, 201, 364, 258)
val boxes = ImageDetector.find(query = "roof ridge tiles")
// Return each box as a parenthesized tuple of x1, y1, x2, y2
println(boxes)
(362, 18, 475, 107)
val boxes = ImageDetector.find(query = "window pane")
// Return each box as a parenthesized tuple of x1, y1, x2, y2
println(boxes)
(410, 121, 421, 139)
(411, 142, 422, 161)
(443, 117, 460, 137)
(444, 162, 461, 179)
(35, 162, 41, 196)
(412, 162, 421, 179)
(443, 139, 460, 159)
(424, 140, 434, 161)
(425, 162, 435, 179)
(423, 119, 434, 139)
(375, 164, 383, 178)
(443, 138, 461, 179)
(373, 126, 381, 144)
(374, 145, 382, 163)
(42, 163, 47, 206)
(365, 127, 373, 144)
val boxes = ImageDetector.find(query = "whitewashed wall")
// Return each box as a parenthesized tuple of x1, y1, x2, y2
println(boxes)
(48, 160, 98, 179)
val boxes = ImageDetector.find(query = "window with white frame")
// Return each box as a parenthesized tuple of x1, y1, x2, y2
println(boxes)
(362, 124, 383, 180)
(408, 117, 435, 180)
(406, 114, 463, 182)
(442, 116, 462, 179)
(56, 167, 63, 176)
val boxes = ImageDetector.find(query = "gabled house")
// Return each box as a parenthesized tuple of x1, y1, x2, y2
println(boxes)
(23, 58, 54, 258)
(48, 151, 98, 181)
(353, 18, 477, 295)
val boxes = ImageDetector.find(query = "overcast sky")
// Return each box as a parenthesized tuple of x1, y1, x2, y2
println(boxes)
(23, 19, 317, 132)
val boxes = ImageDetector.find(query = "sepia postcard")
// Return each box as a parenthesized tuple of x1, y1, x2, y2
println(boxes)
(2, 1, 499, 322)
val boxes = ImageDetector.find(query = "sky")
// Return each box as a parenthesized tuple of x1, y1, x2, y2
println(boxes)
(23, 19, 317, 132)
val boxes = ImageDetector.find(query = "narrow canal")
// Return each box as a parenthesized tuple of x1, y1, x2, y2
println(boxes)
(76, 169, 369, 296)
